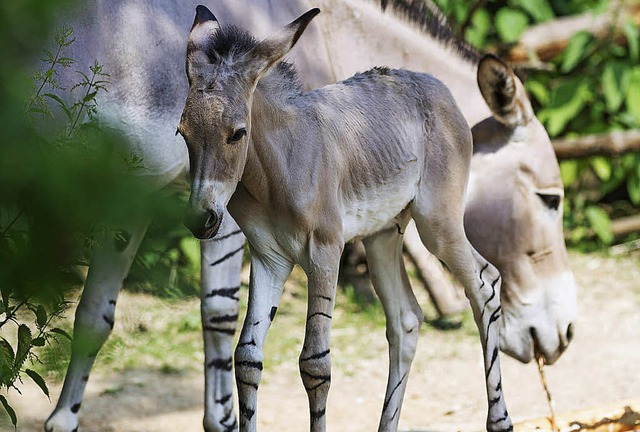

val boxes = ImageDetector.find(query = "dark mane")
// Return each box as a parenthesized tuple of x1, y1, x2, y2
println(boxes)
(207, 25, 304, 96)
(377, 0, 480, 64)
(205, 24, 259, 63)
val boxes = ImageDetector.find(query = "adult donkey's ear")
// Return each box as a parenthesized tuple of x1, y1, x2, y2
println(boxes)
(477, 54, 534, 128)
(187, 5, 220, 69)
(244, 8, 320, 82)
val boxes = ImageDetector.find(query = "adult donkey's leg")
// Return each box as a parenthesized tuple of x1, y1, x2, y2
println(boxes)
(362, 222, 423, 432)
(234, 251, 293, 432)
(45, 218, 148, 432)
(201, 213, 245, 432)
(298, 242, 342, 432)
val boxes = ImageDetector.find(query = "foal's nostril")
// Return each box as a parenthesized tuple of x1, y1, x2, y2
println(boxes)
(566, 323, 575, 343)
(204, 210, 218, 230)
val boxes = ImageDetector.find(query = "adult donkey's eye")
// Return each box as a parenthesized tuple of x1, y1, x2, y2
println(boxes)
(228, 128, 247, 143)
(536, 193, 561, 211)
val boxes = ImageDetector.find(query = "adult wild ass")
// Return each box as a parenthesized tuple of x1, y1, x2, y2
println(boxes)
(45, 1, 576, 431)
(180, 6, 511, 432)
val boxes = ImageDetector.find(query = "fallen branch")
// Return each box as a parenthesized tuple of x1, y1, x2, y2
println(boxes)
(508, 2, 640, 63)
(610, 213, 640, 237)
(553, 130, 640, 159)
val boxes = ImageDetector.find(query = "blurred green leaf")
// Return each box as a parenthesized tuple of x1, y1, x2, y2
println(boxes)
(585, 205, 613, 244)
(602, 62, 629, 112)
(626, 68, 640, 124)
(0, 339, 15, 386)
(561, 31, 595, 72)
(35, 305, 47, 328)
(180, 237, 200, 267)
(624, 20, 640, 61)
(590, 156, 612, 181)
(526, 80, 550, 105)
(627, 175, 640, 205)
(541, 79, 591, 136)
(559, 160, 579, 186)
(465, 8, 491, 48)
(512, 0, 554, 22)
(495, 8, 529, 43)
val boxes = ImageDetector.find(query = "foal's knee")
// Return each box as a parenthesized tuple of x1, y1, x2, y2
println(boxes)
(234, 343, 264, 389)
(299, 348, 332, 394)
(386, 311, 422, 361)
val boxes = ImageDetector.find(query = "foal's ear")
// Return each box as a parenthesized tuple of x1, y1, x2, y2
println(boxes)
(477, 54, 534, 128)
(245, 8, 320, 81)
(187, 5, 220, 64)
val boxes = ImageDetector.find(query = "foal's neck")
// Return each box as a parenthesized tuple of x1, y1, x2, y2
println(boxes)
(241, 72, 306, 205)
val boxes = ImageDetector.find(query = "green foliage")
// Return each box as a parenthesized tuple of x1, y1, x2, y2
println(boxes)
(436, 0, 640, 249)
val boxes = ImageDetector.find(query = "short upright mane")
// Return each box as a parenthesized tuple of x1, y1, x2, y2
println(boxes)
(376, 0, 480, 64)
(206, 25, 304, 96)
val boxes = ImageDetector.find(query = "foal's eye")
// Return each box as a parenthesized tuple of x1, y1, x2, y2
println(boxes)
(536, 193, 561, 211)
(228, 128, 247, 143)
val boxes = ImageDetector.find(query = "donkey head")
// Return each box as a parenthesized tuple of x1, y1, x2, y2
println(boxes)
(468, 55, 577, 364)
(178, 5, 319, 239)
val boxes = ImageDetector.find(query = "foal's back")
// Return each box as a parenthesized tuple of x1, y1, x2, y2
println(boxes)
(294, 68, 471, 240)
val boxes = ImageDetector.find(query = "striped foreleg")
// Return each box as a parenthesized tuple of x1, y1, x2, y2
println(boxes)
(234, 252, 293, 432)
(45, 219, 148, 432)
(201, 213, 246, 432)
(299, 244, 342, 432)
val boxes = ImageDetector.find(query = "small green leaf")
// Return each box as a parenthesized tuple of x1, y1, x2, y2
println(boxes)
(15, 325, 32, 369)
(495, 8, 529, 43)
(627, 175, 640, 205)
(602, 62, 629, 112)
(31, 337, 46, 347)
(590, 156, 612, 181)
(624, 20, 640, 61)
(43, 93, 73, 122)
(465, 9, 491, 49)
(559, 160, 579, 187)
(0, 395, 17, 427)
(512, 0, 554, 22)
(542, 79, 591, 136)
(585, 205, 613, 244)
(35, 305, 47, 328)
(626, 68, 640, 123)
(49, 327, 72, 341)
(82, 91, 98, 103)
(180, 237, 200, 267)
(561, 31, 595, 72)
(526, 80, 550, 105)
(25, 369, 50, 400)
(0, 339, 15, 386)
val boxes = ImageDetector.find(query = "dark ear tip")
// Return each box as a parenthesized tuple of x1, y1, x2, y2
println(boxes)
(194, 5, 217, 26)
(478, 53, 506, 70)
(300, 8, 321, 22)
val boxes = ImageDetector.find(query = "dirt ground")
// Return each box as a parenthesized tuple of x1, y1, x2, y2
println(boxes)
(5, 252, 640, 432)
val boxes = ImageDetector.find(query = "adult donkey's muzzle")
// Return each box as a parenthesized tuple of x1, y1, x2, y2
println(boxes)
(184, 207, 222, 239)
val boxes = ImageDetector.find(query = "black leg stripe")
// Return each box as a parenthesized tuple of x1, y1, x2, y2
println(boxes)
(212, 229, 243, 242)
(486, 346, 499, 378)
(310, 408, 326, 423)
(208, 357, 233, 371)
(204, 325, 236, 335)
(307, 312, 332, 320)
(238, 338, 257, 347)
(269, 306, 277, 322)
(300, 370, 331, 383)
(108, 299, 117, 305)
(210, 245, 244, 266)
(70, 402, 81, 413)
(317, 295, 332, 301)
(382, 372, 407, 414)
(216, 393, 233, 405)
(489, 395, 501, 409)
(304, 379, 330, 392)
(237, 378, 258, 390)
(205, 286, 240, 300)
(236, 360, 263, 371)
(496, 379, 502, 391)
(239, 403, 255, 421)
(300, 349, 330, 362)
(209, 314, 238, 324)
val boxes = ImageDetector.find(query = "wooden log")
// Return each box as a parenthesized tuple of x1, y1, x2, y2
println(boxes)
(553, 130, 640, 159)
(508, 2, 640, 64)
(611, 213, 640, 237)
(514, 398, 640, 431)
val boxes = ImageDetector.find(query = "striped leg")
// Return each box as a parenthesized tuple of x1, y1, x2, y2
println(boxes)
(299, 243, 342, 432)
(45, 219, 148, 432)
(412, 213, 512, 432)
(201, 212, 245, 432)
(363, 224, 423, 432)
(234, 251, 293, 432)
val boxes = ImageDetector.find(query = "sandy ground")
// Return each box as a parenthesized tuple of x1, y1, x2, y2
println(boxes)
(4, 252, 640, 432)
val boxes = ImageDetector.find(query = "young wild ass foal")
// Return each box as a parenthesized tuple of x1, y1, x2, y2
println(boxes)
(180, 7, 512, 432)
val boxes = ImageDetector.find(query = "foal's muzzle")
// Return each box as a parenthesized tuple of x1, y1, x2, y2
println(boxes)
(184, 208, 222, 239)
